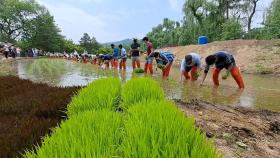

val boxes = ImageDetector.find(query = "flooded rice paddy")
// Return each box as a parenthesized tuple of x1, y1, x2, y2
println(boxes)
(2, 58, 280, 112)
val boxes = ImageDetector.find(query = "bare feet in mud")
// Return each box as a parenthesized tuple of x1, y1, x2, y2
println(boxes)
(174, 99, 280, 158)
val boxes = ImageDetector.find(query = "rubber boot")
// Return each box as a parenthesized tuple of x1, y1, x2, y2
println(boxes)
(136, 61, 141, 68)
(183, 72, 190, 79)
(213, 68, 221, 87)
(148, 64, 153, 74)
(191, 66, 198, 81)
(144, 63, 148, 73)
(123, 62, 126, 70)
(230, 67, 245, 89)
(132, 61, 136, 69)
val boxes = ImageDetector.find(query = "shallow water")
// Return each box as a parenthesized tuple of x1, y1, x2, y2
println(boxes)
(2, 58, 280, 112)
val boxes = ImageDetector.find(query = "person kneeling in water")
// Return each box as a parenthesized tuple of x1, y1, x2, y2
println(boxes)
(151, 51, 175, 78)
(181, 53, 202, 81)
(201, 51, 245, 89)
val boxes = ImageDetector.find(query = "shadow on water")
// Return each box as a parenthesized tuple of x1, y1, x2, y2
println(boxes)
(3, 58, 279, 112)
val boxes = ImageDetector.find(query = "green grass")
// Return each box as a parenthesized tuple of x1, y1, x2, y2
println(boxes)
(256, 64, 273, 74)
(67, 78, 121, 117)
(24, 111, 122, 158)
(121, 77, 165, 110)
(120, 100, 219, 158)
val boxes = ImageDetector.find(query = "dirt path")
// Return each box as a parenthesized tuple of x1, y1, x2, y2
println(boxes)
(174, 99, 280, 158)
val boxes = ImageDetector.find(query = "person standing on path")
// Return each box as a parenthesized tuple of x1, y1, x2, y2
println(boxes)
(142, 37, 154, 74)
(130, 38, 141, 69)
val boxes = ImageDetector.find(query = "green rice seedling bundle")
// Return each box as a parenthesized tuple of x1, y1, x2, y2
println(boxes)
(222, 70, 230, 80)
(157, 64, 165, 70)
(133, 68, 144, 73)
(121, 77, 164, 110)
(24, 111, 122, 158)
(121, 100, 220, 158)
(67, 78, 121, 117)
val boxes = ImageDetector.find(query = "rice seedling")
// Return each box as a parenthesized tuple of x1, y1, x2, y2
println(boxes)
(22, 77, 219, 158)
(120, 100, 220, 158)
(27, 59, 66, 77)
(222, 70, 230, 80)
(24, 111, 123, 158)
(67, 78, 121, 117)
(133, 68, 144, 73)
(157, 64, 165, 70)
(121, 77, 164, 110)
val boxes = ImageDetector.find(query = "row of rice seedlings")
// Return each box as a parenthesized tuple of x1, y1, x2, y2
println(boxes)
(24, 78, 219, 158)
(121, 77, 165, 110)
(24, 110, 123, 158)
(121, 100, 220, 158)
(27, 59, 66, 76)
(67, 78, 121, 117)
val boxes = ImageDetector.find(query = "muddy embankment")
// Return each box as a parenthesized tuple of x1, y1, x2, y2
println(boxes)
(174, 99, 280, 158)
(157, 40, 280, 76)
(0, 76, 80, 158)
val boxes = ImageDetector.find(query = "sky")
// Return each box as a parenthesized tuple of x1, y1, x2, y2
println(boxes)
(37, 0, 272, 43)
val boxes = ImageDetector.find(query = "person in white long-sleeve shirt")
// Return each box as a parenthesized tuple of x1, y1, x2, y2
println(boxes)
(119, 44, 127, 70)
(180, 52, 202, 81)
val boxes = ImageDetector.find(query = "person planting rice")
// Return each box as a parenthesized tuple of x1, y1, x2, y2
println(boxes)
(151, 51, 175, 78)
(142, 37, 154, 74)
(91, 54, 98, 65)
(181, 53, 202, 81)
(130, 38, 141, 69)
(201, 51, 245, 89)
(99, 54, 112, 69)
(119, 44, 127, 70)
(111, 44, 119, 69)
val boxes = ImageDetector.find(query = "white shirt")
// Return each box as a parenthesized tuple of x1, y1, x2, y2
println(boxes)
(180, 53, 202, 72)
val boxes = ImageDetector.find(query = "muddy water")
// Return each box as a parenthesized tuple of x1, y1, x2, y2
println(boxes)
(1, 58, 279, 112)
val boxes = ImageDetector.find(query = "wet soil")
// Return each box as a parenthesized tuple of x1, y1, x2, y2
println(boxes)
(174, 99, 280, 158)
(0, 76, 80, 158)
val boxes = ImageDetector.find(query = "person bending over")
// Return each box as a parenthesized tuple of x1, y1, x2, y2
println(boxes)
(152, 51, 175, 78)
(201, 51, 245, 89)
(181, 53, 202, 81)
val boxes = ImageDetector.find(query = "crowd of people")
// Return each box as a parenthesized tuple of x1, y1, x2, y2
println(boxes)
(0, 42, 18, 59)
(49, 36, 245, 89)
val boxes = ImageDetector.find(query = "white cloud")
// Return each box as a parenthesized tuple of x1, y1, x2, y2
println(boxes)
(37, 0, 121, 43)
(168, 0, 181, 11)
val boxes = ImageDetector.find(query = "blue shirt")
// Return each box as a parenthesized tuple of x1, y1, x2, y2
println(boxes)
(112, 48, 119, 58)
(156, 51, 175, 65)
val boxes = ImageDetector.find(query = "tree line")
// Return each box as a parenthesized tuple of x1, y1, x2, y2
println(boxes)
(1, 0, 279, 53)
(147, 0, 280, 49)
(0, 0, 103, 54)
